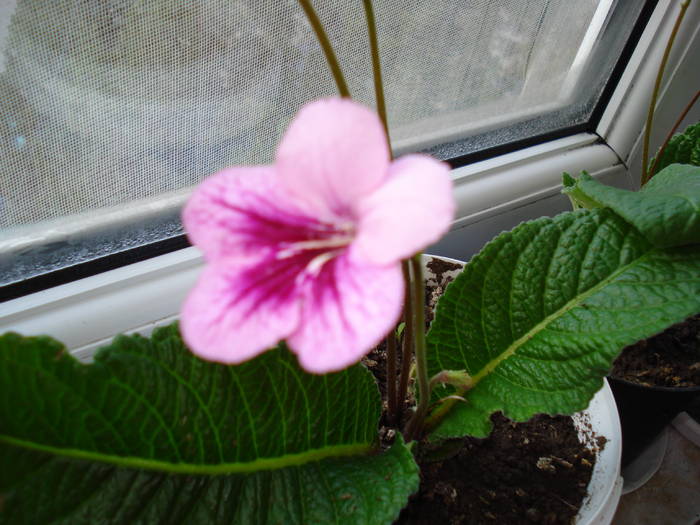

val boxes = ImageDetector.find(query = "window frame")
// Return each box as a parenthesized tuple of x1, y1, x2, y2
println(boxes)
(1, 0, 696, 357)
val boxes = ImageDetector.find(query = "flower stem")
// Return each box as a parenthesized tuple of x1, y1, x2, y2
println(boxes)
(647, 89, 700, 182)
(404, 254, 430, 441)
(397, 261, 414, 421)
(296, 0, 351, 98)
(641, 0, 691, 186)
(361, 0, 390, 145)
(386, 327, 398, 425)
(361, 0, 404, 429)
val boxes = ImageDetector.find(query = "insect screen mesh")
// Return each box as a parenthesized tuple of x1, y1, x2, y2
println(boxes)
(0, 0, 643, 286)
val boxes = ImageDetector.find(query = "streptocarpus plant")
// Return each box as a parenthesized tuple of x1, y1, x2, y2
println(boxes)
(1, 3, 700, 524)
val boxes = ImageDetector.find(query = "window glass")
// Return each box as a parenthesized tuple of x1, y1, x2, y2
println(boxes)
(0, 0, 650, 291)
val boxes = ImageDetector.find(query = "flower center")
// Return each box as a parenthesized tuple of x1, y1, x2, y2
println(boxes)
(276, 235, 354, 259)
(276, 223, 355, 277)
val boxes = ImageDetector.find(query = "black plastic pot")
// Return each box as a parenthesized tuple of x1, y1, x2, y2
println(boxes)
(608, 376, 700, 467)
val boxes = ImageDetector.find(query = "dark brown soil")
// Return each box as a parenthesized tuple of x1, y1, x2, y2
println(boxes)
(424, 258, 462, 326)
(395, 413, 595, 525)
(425, 257, 462, 283)
(610, 314, 700, 387)
(363, 256, 599, 524)
(364, 340, 413, 447)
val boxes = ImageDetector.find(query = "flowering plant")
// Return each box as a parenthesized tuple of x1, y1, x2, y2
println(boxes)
(1, 3, 699, 524)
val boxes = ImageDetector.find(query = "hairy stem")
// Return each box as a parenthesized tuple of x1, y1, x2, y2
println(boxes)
(647, 89, 700, 182)
(397, 261, 414, 421)
(641, 0, 691, 185)
(386, 328, 399, 425)
(404, 255, 430, 441)
(296, 0, 351, 98)
(361, 0, 390, 144)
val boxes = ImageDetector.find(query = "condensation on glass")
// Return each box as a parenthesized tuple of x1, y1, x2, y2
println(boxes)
(0, 0, 646, 288)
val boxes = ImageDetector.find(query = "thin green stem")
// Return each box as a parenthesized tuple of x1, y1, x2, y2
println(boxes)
(360, 0, 399, 425)
(404, 255, 430, 441)
(641, 0, 691, 185)
(647, 89, 700, 182)
(397, 261, 414, 421)
(360, 0, 402, 428)
(386, 328, 398, 425)
(296, 0, 351, 98)
(361, 0, 390, 146)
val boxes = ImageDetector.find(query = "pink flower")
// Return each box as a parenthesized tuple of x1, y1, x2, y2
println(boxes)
(181, 98, 454, 373)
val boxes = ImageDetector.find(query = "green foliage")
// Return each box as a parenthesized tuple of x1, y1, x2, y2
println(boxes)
(1, 438, 417, 525)
(426, 208, 700, 438)
(562, 165, 700, 248)
(4, 153, 700, 522)
(651, 121, 700, 175)
(0, 325, 418, 524)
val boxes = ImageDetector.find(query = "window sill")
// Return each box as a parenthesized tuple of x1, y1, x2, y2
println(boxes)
(0, 132, 626, 357)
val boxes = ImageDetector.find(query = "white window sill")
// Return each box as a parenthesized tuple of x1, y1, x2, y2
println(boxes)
(0, 132, 625, 358)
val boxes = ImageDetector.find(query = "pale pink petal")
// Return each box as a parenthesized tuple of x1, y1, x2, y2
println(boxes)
(180, 257, 303, 364)
(276, 98, 390, 221)
(351, 154, 454, 266)
(182, 166, 339, 261)
(287, 255, 404, 374)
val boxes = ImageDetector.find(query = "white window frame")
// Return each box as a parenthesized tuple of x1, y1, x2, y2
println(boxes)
(1, 0, 698, 359)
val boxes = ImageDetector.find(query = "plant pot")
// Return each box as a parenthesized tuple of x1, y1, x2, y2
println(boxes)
(421, 255, 623, 525)
(607, 313, 700, 474)
(573, 381, 623, 525)
(672, 399, 700, 448)
(608, 376, 700, 468)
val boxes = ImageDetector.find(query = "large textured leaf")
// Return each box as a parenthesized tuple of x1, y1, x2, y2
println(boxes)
(426, 208, 700, 439)
(0, 436, 416, 525)
(0, 325, 418, 524)
(562, 165, 700, 248)
(650, 121, 700, 175)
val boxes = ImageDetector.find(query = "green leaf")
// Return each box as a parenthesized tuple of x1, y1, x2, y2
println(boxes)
(0, 325, 418, 524)
(0, 436, 416, 525)
(651, 121, 700, 175)
(426, 208, 700, 439)
(562, 165, 700, 248)
(562, 171, 602, 211)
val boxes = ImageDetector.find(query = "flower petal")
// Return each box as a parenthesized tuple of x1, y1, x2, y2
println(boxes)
(351, 154, 454, 266)
(180, 257, 302, 364)
(287, 255, 404, 374)
(183, 166, 335, 261)
(276, 98, 390, 221)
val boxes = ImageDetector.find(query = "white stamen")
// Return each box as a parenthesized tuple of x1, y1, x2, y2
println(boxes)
(276, 235, 354, 260)
(306, 251, 338, 276)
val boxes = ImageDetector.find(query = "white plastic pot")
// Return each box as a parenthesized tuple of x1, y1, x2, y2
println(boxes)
(573, 381, 623, 525)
